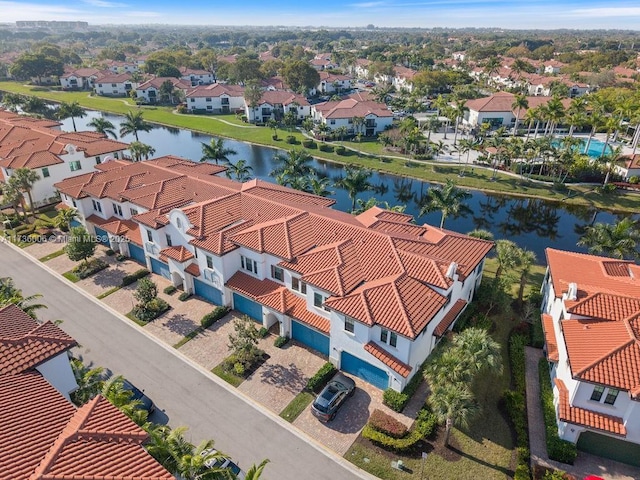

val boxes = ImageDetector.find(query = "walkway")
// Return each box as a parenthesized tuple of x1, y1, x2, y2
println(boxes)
(525, 347, 639, 480)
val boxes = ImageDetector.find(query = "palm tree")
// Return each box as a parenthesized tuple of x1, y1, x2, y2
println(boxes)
(271, 148, 316, 186)
(511, 94, 528, 137)
(515, 248, 537, 305)
(102, 375, 148, 427)
(335, 126, 348, 142)
(129, 141, 156, 162)
(577, 218, 640, 260)
(88, 117, 117, 139)
(467, 229, 494, 241)
(544, 96, 565, 138)
(419, 179, 471, 228)
(336, 166, 372, 212)
(201, 138, 237, 164)
(225, 159, 254, 182)
(494, 239, 521, 280)
(351, 116, 365, 136)
(429, 382, 479, 447)
(244, 460, 270, 480)
(266, 119, 278, 139)
(451, 99, 468, 146)
(601, 145, 624, 185)
(457, 138, 479, 175)
(12, 167, 40, 215)
(2, 92, 24, 112)
(57, 101, 86, 132)
(54, 207, 78, 231)
(307, 176, 333, 197)
(452, 327, 503, 376)
(0, 277, 47, 319)
(423, 116, 441, 141)
(3, 179, 27, 220)
(69, 357, 106, 406)
(119, 110, 153, 141)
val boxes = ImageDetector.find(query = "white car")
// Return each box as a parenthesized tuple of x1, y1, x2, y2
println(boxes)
(201, 449, 245, 479)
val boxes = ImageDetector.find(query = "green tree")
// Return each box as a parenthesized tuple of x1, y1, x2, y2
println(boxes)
(69, 357, 106, 406)
(419, 179, 471, 228)
(134, 277, 159, 306)
(494, 239, 520, 281)
(57, 101, 86, 132)
(225, 159, 254, 182)
(1, 93, 24, 112)
(451, 327, 503, 377)
(515, 248, 537, 305)
(429, 382, 479, 447)
(271, 148, 316, 187)
(466, 229, 494, 241)
(101, 375, 148, 427)
(9, 52, 64, 84)
(577, 218, 640, 260)
(54, 207, 78, 232)
(282, 60, 320, 95)
(12, 167, 40, 214)
(201, 138, 237, 164)
(511, 94, 528, 137)
(336, 166, 372, 212)
(244, 460, 270, 480)
(307, 176, 333, 197)
(129, 141, 156, 162)
(228, 315, 262, 368)
(65, 226, 96, 266)
(119, 110, 153, 141)
(0, 277, 47, 319)
(88, 117, 117, 139)
(3, 179, 27, 220)
(22, 96, 49, 116)
(158, 79, 177, 104)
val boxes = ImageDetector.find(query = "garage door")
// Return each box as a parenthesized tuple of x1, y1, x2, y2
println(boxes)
(150, 257, 170, 279)
(128, 243, 146, 265)
(93, 226, 110, 245)
(577, 431, 640, 467)
(341, 351, 389, 390)
(69, 219, 82, 228)
(194, 278, 223, 306)
(233, 293, 262, 322)
(291, 320, 330, 356)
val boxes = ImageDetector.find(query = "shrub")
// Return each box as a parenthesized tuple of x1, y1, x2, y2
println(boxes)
(121, 268, 149, 286)
(369, 409, 408, 439)
(306, 362, 337, 393)
(318, 144, 334, 152)
(272, 134, 279, 141)
(258, 327, 269, 338)
(233, 362, 245, 376)
(105, 248, 115, 256)
(539, 358, 577, 464)
(362, 408, 436, 451)
(286, 135, 296, 144)
(73, 258, 108, 279)
(178, 292, 191, 301)
(163, 285, 177, 295)
(629, 175, 639, 184)
(115, 253, 126, 261)
(274, 335, 289, 348)
(132, 297, 170, 322)
(302, 139, 316, 149)
(383, 389, 408, 413)
(134, 278, 158, 305)
(200, 306, 230, 328)
(335, 145, 346, 155)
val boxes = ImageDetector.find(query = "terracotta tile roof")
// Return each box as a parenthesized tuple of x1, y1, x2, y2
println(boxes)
(185, 262, 201, 277)
(186, 83, 245, 98)
(0, 304, 77, 375)
(465, 92, 571, 115)
(137, 75, 191, 91)
(85, 213, 111, 226)
(313, 97, 392, 120)
(258, 287, 330, 333)
(160, 245, 194, 262)
(567, 293, 640, 322)
(102, 218, 142, 245)
(433, 299, 468, 337)
(226, 271, 281, 300)
(541, 313, 559, 362)
(257, 90, 310, 107)
(555, 379, 626, 436)
(364, 342, 411, 377)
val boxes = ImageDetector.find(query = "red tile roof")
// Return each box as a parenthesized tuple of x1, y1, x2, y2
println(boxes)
(433, 299, 467, 337)
(364, 342, 411, 377)
(160, 245, 194, 262)
(186, 83, 245, 98)
(313, 97, 392, 120)
(185, 262, 201, 277)
(555, 379, 626, 436)
(465, 92, 571, 115)
(541, 314, 559, 362)
(0, 304, 77, 375)
(226, 271, 281, 300)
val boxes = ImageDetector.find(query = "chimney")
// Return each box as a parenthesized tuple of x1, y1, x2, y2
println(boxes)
(446, 262, 457, 280)
(567, 282, 577, 301)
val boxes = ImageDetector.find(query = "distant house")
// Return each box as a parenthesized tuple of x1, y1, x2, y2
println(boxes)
(312, 71, 352, 95)
(136, 76, 191, 104)
(104, 60, 139, 74)
(186, 83, 245, 113)
(94, 73, 137, 97)
(59, 67, 102, 90)
(245, 90, 310, 124)
(310, 53, 337, 71)
(614, 154, 640, 181)
(392, 66, 418, 92)
(351, 58, 371, 79)
(180, 66, 215, 86)
(311, 92, 393, 136)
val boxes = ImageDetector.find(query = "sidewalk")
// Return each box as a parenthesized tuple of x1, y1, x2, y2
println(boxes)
(525, 347, 639, 480)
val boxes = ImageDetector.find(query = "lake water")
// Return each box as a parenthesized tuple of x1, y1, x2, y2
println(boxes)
(59, 111, 631, 261)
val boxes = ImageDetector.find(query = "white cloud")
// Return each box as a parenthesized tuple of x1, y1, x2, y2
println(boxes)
(81, 0, 127, 8)
(570, 7, 640, 17)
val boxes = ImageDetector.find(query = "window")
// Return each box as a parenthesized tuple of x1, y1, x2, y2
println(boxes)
(241, 255, 258, 274)
(604, 388, 620, 405)
(146, 229, 153, 242)
(207, 105, 213, 110)
(292, 277, 307, 294)
(345, 316, 355, 333)
(206, 97, 211, 102)
(380, 329, 388, 343)
(111, 83, 117, 87)
(330, 119, 336, 125)
(271, 265, 284, 281)
(190, 98, 195, 103)
(92, 200, 102, 213)
(206, 255, 213, 269)
(112, 203, 122, 216)
(380, 329, 398, 347)
(390, 332, 397, 347)
(95, 156, 101, 164)
(590, 386, 604, 402)
(445, 292, 452, 306)
(72, 199, 77, 207)
(69, 161, 82, 172)
(166, 234, 172, 247)
(42, 167, 50, 178)
(176, 217, 182, 230)
(130, 208, 138, 216)
(314, 292, 330, 311)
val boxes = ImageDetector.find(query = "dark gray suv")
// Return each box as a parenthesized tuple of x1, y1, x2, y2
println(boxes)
(311, 372, 356, 422)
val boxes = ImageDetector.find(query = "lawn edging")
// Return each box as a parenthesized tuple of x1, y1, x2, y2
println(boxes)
(279, 391, 314, 423)
(38, 248, 66, 262)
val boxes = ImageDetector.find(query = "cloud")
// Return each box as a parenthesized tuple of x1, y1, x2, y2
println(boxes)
(348, 1, 386, 7)
(570, 7, 640, 17)
(82, 0, 127, 7)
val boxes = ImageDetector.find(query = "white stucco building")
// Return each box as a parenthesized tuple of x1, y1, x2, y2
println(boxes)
(185, 83, 245, 113)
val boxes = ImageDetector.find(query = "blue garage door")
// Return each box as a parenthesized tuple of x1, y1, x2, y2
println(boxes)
(93, 226, 110, 245)
(128, 243, 146, 265)
(194, 278, 223, 306)
(233, 293, 262, 322)
(150, 257, 170, 279)
(69, 219, 82, 228)
(341, 351, 389, 390)
(291, 320, 330, 356)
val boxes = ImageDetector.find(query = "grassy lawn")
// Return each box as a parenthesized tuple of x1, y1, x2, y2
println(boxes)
(62, 271, 80, 283)
(125, 310, 148, 327)
(38, 248, 66, 262)
(96, 286, 121, 299)
(3, 81, 640, 213)
(173, 326, 204, 349)
(211, 364, 244, 387)
(279, 391, 314, 423)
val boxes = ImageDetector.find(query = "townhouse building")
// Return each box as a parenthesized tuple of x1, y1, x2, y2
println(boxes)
(312, 93, 393, 136)
(136, 76, 192, 104)
(245, 90, 310, 124)
(59, 67, 103, 90)
(94, 73, 137, 97)
(185, 83, 245, 113)
(541, 248, 640, 466)
(55, 157, 492, 392)
(180, 67, 215, 86)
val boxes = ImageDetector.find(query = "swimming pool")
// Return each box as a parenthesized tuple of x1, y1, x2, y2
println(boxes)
(552, 138, 613, 158)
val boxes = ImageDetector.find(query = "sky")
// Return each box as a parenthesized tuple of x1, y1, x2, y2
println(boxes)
(1, 0, 640, 30)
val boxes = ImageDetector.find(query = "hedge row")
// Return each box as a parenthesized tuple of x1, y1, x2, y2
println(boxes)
(383, 357, 428, 412)
(362, 408, 436, 451)
(538, 358, 578, 465)
(274, 335, 289, 348)
(201, 306, 230, 328)
(368, 409, 408, 439)
(306, 362, 336, 393)
(122, 268, 150, 286)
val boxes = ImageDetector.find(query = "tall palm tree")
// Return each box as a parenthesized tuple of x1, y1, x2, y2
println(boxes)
(101, 376, 148, 427)
(201, 138, 237, 164)
(494, 239, 520, 280)
(423, 116, 441, 141)
(419, 179, 471, 228)
(69, 357, 106, 406)
(544, 96, 565, 138)
(119, 110, 153, 141)
(429, 382, 479, 447)
(467, 229, 494, 241)
(307, 176, 333, 197)
(12, 167, 40, 215)
(3, 179, 27, 220)
(515, 248, 537, 305)
(129, 141, 156, 162)
(88, 116, 117, 139)
(225, 159, 253, 182)
(577, 218, 640, 260)
(601, 145, 624, 186)
(452, 327, 503, 376)
(336, 166, 372, 212)
(2, 92, 24, 112)
(451, 99, 468, 146)
(511, 94, 528, 137)
(271, 148, 316, 186)
(57, 101, 86, 132)
(54, 207, 78, 231)
(351, 116, 365, 136)
(0, 277, 47, 319)
(244, 459, 270, 480)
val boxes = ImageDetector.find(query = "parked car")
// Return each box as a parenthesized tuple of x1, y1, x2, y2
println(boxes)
(122, 379, 155, 414)
(201, 449, 245, 479)
(311, 372, 356, 422)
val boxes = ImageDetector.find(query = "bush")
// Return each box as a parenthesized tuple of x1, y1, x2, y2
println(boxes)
(274, 335, 289, 348)
(178, 292, 191, 301)
(258, 327, 269, 338)
(132, 297, 170, 322)
(73, 258, 108, 279)
(539, 358, 578, 464)
(200, 306, 230, 328)
(335, 145, 346, 155)
(122, 268, 149, 286)
(306, 362, 337, 393)
(318, 144, 334, 152)
(115, 253, 126, 261)
(163, 285, 177, 295)
(272, 134, 279, 141)
(369, 409, 408, 439)
(233, 362, 245, 376)
(105, 248, 115, 256)
(302, 139, 316, 149)
(286, 135, 296, 144)
(629, 175, 639, 184)
(383, 389, 408, 413)
(362, 408, 436, 451)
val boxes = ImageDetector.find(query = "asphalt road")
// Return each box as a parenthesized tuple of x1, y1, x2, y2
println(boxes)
(1, 241, 366, 480)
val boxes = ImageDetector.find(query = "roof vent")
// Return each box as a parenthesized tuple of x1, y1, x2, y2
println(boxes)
(446, 262, 457, 280)
(567, 282, 577, 301)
